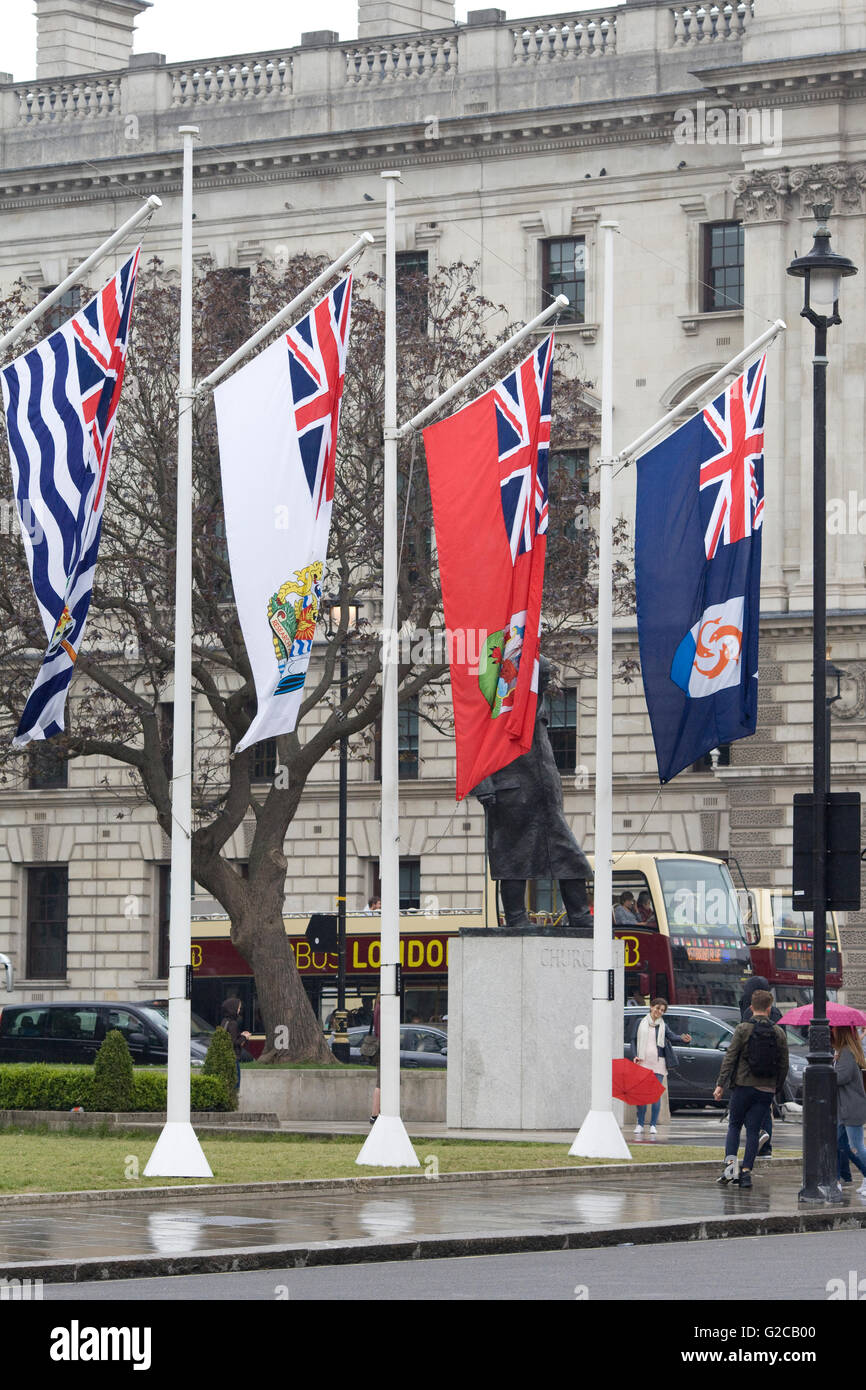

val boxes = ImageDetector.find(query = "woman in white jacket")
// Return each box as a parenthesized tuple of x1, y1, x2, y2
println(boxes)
(634, 999, 691, 1134)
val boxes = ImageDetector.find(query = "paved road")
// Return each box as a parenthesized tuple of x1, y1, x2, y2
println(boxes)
(40, 1228, 865, 1300)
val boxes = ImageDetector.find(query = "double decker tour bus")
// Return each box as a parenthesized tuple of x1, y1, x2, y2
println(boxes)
(578, 851, 753, 1007)
(746, 888, 842, 1008)
(189, 910, 471, 1052)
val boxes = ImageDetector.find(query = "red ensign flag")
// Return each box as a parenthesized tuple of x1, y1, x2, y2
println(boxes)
(424, 334, 554, 800)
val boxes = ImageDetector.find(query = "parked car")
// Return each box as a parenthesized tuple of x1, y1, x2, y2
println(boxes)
(0, 1001, 212, 1068)
(337, 1024, 448, 1068)
(623, 1004, 806, 1110)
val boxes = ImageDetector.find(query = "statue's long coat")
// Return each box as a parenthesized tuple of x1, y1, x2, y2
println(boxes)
(472, 697, 592, 882)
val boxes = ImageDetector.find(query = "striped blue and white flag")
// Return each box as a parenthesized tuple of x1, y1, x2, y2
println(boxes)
(0, 248, 140, 747)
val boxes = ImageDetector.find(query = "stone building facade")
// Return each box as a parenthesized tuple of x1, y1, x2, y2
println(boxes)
(0, 0, 864, 1007)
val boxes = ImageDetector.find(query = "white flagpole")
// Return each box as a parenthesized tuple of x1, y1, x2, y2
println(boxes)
(616, 319, 786, 466)
(0, 196, 162, 357)
(570, 219, 631, 1160)
(145, 126, 212, 1179)
(399, 295, 568, 437)
(356, 170, 419, 1168)
(197, 232, 375, 396)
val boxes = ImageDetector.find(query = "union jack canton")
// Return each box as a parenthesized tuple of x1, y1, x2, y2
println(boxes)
(494, 332, 553, 563)
(0, 248, 140, 747)
(286, 273, 352, 520)
(699, 353, 765, 560)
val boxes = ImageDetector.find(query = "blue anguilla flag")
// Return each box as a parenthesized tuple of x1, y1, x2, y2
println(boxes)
(635, 354, 766, 783)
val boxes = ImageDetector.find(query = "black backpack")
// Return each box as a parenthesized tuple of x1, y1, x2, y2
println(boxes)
(746, 1018, 780, 1078)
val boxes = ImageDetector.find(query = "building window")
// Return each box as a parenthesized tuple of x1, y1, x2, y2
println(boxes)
(27, 744, 68, 790)
(396, 250, 429, 329)
(26, 866, 68, 979)
(40, 286, 79, 334)
(371, 858, 421, 909)
(547, 687, 577, 772)
(374, 696, 419, 781)
(399, 696, 419, 780)
(692, 744, 731, 772)
(251, 738, 277, 783)
(542, 237, 585, 323)
(158, 865, 170, 979)
(703, 223, 744, 312)
(208, 266, 252, 348)
(549, 448, 590, 557)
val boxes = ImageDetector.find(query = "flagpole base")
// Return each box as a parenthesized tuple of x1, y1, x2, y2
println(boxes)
(356, 1115, 421, 1168)
(569, 1108, 632, 1160)
(143, 1121, 213, 1178)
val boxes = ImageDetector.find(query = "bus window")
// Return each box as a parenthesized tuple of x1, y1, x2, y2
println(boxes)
(770, 894, 837, 943)
(612, 873, 658, 929)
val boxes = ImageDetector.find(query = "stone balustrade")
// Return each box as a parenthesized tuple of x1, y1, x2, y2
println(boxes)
(511, 12, 618, 61)
(671, 1, 754, 46)
(0, 0, 756, 152)
(14, 71, 124, 124)
(167, 54, 293, 106)
(344, 31, 458, 82)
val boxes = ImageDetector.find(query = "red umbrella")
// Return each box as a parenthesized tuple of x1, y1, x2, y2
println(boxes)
(781, 1001, 866, 1028)
(612, 1058, 666, 1105)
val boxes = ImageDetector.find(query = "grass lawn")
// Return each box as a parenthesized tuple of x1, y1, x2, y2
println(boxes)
(0, 1130, 748, 1193)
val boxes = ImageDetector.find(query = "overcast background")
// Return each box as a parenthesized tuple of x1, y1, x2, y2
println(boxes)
(4, 1, 555, 81)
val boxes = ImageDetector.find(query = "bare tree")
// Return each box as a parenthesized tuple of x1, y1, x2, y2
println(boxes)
(0, 255, 630, 1060)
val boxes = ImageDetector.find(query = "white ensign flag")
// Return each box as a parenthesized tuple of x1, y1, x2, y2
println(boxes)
(214, 274, 353, 753)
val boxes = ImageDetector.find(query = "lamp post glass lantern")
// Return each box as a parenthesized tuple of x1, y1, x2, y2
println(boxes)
(786, 204, 857, 1203)
(324, 601, 359, 1063)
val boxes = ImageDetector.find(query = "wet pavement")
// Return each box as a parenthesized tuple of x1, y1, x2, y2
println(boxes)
(1, 1153, 863, 1280)
(274, 1110, 804, 1150)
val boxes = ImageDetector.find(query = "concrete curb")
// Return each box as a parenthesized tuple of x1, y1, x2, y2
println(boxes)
(0, 1157, 803, 1209)
(6, 1198, 865, 1284)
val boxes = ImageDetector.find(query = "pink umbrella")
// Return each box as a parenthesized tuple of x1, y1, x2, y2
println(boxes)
(781, 1001, 866, 1027)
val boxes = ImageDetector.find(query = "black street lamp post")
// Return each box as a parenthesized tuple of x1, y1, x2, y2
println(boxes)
(787, 204, 857, 1203)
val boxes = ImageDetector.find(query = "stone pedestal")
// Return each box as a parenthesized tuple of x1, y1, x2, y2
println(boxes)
(446, 929, 625, 1131)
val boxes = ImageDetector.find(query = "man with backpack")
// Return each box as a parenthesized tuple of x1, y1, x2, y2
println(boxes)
(713, 989, 789, 1189)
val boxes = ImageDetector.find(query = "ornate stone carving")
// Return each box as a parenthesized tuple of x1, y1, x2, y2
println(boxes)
(831, 662, 866, 721)
(731, 168, 791, 222)
(788, 163, 866, 216)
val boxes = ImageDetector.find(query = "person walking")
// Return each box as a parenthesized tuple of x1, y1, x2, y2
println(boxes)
(738, 975, 784, 1157)
(633, 998, 691, 1135)
(833, 1025, 866, 1196)
(713, 989, 788, 1188)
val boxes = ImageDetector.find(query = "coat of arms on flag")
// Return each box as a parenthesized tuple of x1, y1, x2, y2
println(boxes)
(0, 248, 141, 747)
(635, 355, 766, 783)
(214, 275, 353, 754)
(424, 333, 554, 800)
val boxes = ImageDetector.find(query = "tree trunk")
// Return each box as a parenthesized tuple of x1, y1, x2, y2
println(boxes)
(233, 910, 336, 1064)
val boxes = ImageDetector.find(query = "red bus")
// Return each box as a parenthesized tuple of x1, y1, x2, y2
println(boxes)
(746, 888, 842, 1008)
(596, 851, 754, 1007)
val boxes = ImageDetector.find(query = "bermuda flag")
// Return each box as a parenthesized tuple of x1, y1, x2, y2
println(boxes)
(424, 333, 554, 800)
(0, 248, 141, 747)
(635, 355, 766, 782)
(214, 274, 352, 754)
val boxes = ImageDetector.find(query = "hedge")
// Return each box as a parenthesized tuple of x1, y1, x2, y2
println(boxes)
(0, 1064, 231, 1112)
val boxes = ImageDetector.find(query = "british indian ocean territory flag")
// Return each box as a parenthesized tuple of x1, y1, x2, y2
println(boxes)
(0, 248, 140, 747)
(214, 274, 353, 754)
